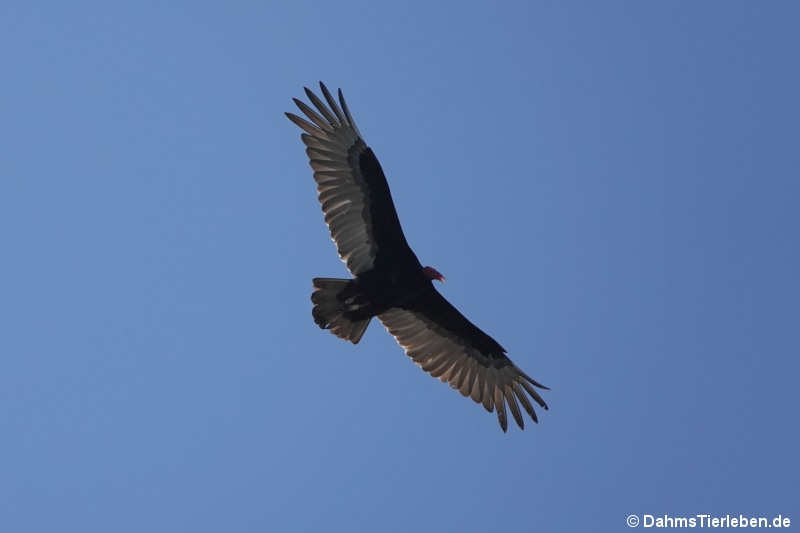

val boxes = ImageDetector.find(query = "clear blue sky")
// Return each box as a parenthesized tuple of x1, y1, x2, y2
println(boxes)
(2, 2, 798, 531)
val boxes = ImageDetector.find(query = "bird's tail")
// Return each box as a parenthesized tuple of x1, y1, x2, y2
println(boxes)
(311, 278, 372, 344)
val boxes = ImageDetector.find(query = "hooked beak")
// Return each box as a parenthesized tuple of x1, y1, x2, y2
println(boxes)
(423, 266, 445, 283)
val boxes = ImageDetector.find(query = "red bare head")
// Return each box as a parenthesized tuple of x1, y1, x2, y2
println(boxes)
(423, 266, 445, 283)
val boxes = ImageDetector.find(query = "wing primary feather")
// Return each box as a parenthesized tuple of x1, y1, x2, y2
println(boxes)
(293, 98, 332, 131)
(520, 380, 549, 410)
(470, 367, 484, 404)
(482, 370, 495, 412)
(301, 133, 342, 152)
(286, 113, 324, 137)
(504, 386, 524, 429)
(494, 383, 508, 432)
(303, 87, 338, 125)
(512, 382, 538, 423)
(519, 369, 551, 390)
(338, 88, 362, 138)
(319, 82, 346, 124)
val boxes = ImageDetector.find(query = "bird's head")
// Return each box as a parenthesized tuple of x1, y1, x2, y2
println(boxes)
(423, 266, 446, 283)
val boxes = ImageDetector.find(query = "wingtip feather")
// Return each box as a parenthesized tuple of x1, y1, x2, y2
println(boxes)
(505, 387, 525, 430)
(337, 87, 361, 137)
(319, 82, 346, 123)
(286, 112, 323, 136)
(494, 385, 507, 432)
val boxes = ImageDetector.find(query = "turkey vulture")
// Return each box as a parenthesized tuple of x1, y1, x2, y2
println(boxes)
(286, 83, 549, 431)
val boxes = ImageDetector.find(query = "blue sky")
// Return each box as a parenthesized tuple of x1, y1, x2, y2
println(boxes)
(2, 1, 798, 531)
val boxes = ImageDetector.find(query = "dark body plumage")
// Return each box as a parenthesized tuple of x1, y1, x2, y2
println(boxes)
(286, 83, 549, 431)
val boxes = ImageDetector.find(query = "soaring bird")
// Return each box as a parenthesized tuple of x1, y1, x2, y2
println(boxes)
(286, 83, 549, 431)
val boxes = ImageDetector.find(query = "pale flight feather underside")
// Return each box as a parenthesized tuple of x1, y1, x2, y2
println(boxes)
(286, 85, 376, 275)
(378, 307, 548, 431)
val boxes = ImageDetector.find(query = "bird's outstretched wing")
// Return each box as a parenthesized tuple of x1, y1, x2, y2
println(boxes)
(378, 287, 549, 432)
(286, 83, 419, 275)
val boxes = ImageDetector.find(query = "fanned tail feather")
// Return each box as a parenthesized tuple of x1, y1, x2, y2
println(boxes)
(311, 278, 372, 344)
